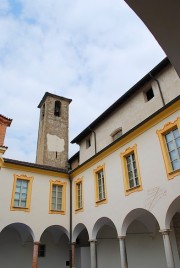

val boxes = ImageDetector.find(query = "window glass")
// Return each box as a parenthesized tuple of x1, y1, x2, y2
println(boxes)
(165, 127, 180, 171)
(51, 185, 62, 211)
(77, 182, 82, 209)
(14, 179, 28, 208)
(97, 170, 105, 200)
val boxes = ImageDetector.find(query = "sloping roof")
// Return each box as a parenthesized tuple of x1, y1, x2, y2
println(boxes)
(71, 57, 170, 144)
(0, 114, 12, 126)
(70, 95, 180, 173)
(3, 158, 68, 174)
(38, 92, 72, 108)
(68, 151, 79, 164)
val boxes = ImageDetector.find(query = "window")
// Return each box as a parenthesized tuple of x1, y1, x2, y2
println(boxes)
(54, 101, 61, 117)
(94, 164, 107, 206)
(145, 88, 154, 102)
(74, 177, 84, 212)
(86, 136, 91, 148)
(38, 245, 46, 257)
(10, 175, 33, 212)
(49, 180, 66, 214)
(157, 117, 180, 179)
(111, 127, 122, 141)
(120, 144, 143, 195)
(42, 104, 45, 118)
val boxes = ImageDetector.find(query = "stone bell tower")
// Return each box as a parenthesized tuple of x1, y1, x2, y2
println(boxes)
(36, 92, 72, 169)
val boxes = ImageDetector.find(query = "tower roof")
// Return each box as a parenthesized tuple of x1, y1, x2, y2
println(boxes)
(0, 114, 12, 126)
(38, 92, 72, 108)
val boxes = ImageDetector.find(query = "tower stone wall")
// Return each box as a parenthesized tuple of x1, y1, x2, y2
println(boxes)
(36, 92, 72, 169)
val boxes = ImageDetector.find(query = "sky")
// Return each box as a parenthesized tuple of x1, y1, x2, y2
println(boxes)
(0, 0, 165, 162)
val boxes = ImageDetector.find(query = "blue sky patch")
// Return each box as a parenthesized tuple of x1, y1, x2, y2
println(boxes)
(9, 0, 22, 17)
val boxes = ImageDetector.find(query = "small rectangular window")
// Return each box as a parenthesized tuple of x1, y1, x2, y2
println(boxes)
(77, 183, 82, 209)
(14, 179, 28, 208)
(75, 177, 84, 212)
(49, 180, 66, 214)
(54, 101, 61, 117)
(52, 185, 63, 211)
(120, 144, 143, 196)
(157, 118, 180, 180)
(126, 153, 139, 188)
(145, 88, 154, 102)
(38, 244, 46, 257)
(94, 164, 107, 206)
(86, 137, 91, 148)
(10, 175, 33, 212)
(97, 170, 105, 200)
(165, 128, 180, 171)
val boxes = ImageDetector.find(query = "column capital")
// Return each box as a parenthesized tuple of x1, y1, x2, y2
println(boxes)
(118, 236, 126, 240)
(159, 229, 172, 235)
(34, 241, 40, 245)
(89, 239, 97, 243)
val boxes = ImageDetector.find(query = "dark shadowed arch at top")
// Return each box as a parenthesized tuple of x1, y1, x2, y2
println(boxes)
(92, 217, 118, 240)
(72, 223, 89, 243)
(165, 196, 180, 229)
(40, 225, 69, 244)
(1, 222, 35, 243)
(121, 208, 159, 236)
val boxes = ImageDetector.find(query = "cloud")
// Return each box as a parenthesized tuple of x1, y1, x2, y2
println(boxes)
(0, 0, 165, 161)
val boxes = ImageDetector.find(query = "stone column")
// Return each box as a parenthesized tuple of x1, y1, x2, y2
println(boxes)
(118, 236, 128, 268)
(71, 242, 76, 268)
(89, 240, 97, 268)
(160, 229, 175, 268)
(32, 242, 39, 268)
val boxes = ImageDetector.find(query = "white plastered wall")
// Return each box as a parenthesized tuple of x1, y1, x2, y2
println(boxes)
(72, 110, 180, 266)
(0, 168, 70, 241)
(79, 65, 180, 164)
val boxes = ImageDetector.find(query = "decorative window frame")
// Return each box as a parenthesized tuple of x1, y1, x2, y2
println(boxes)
(157, 117, 180, 180)
(49, 180, 66, 215)
(120, 144, 143, 196)
(10, 174, 33, 212)
(74, 177, 84, 213)
(93, 164, 108, 206)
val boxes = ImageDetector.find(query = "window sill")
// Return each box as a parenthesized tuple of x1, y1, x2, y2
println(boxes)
(167, 169, 180, 180)
(125, 184, 143, 196)
(75, 207, 84, 213)
(49, 210, 65, 215)
(95, 198, 107, 206)
(10, 206, 30, 212)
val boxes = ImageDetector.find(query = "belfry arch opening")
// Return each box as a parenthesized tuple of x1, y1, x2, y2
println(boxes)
(54, 100, 61, 117)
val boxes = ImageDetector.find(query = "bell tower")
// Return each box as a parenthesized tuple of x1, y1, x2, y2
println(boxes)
(36, 92, 72, 170)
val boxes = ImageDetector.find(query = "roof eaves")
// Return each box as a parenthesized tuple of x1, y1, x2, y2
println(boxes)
(38, 92, 72, 108)
(3, 158, 68, 174)
(71, 57, 170, 144)
(70, 95, 179, 174)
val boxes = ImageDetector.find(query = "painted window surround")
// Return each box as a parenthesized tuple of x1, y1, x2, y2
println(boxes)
(74, 177, 84, 213)
(49, 180, 66, 215)
(93, 164, 108, 206)
(120, 144, 143, 196)
(157, 117, 180, 180)
(10, 174, 33, 212)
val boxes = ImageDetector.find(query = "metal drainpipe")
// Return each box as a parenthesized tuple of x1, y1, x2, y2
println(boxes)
(89, 127, 97, 154)
(70, 177, 72, 268)
(149, 72, 165, 106)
